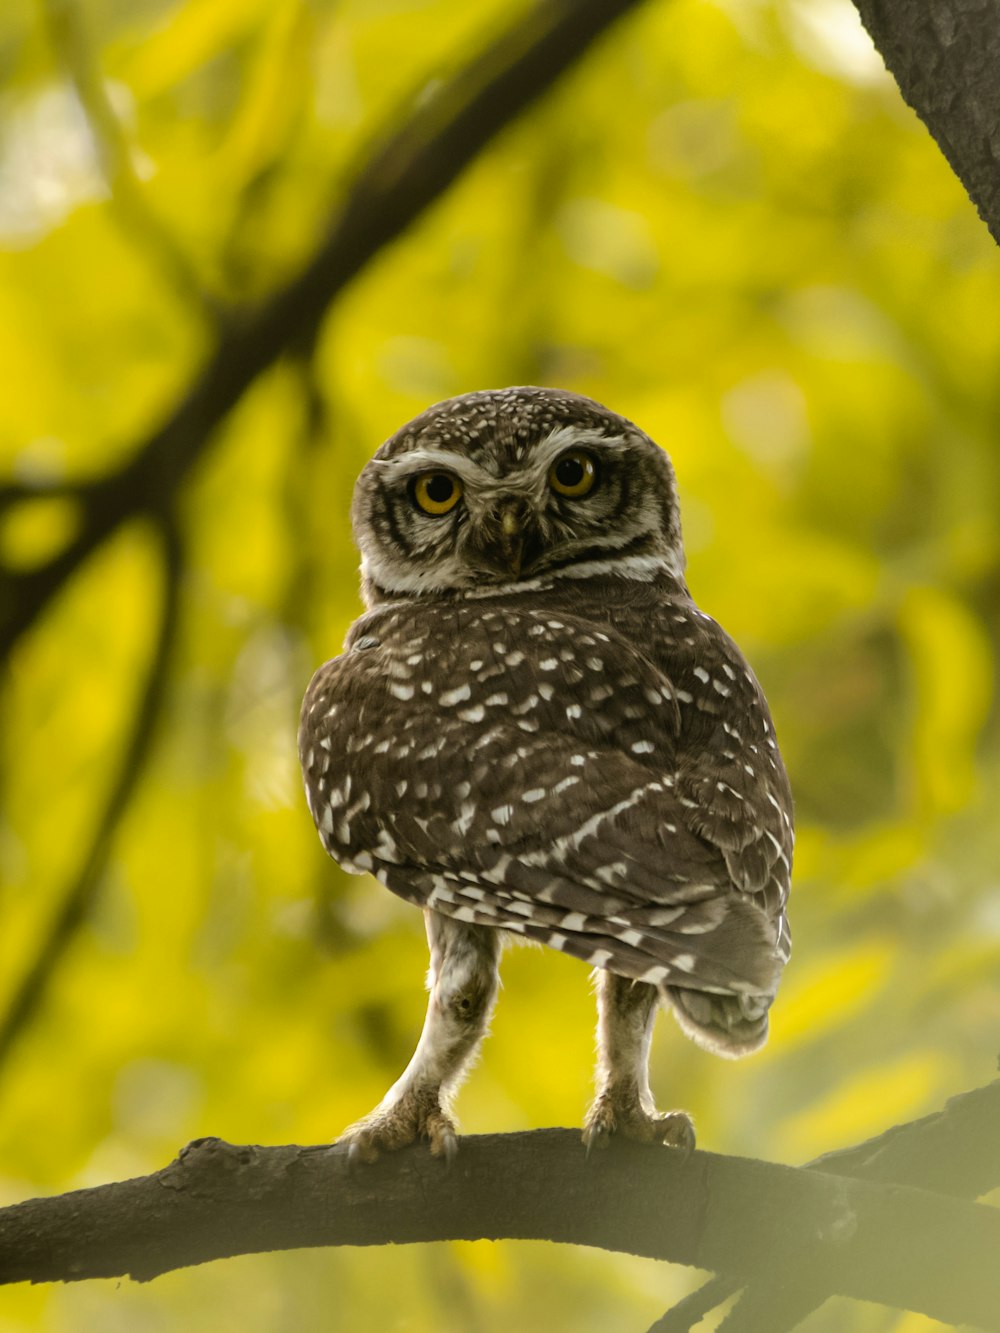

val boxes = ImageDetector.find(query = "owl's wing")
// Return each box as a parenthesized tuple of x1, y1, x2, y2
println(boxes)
(300, 597, 789, 1017)
(665, 608, 793, 950)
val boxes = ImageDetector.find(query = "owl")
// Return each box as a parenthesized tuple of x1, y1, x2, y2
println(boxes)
(299, 387, 792, 1162)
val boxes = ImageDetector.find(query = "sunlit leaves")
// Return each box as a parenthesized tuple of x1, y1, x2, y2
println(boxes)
(2, 0, 1000, 1329)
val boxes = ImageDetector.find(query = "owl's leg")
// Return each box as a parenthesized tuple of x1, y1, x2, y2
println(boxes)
(341, 910, 500, 1164)
(583, 970, 695, 1153)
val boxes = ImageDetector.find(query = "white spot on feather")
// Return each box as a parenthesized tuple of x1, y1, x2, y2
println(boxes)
(439, 684, 472, 706)
(638, 966, 669, 984)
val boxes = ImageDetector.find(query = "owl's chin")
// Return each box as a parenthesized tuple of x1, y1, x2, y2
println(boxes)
(362, 551, 682, 607)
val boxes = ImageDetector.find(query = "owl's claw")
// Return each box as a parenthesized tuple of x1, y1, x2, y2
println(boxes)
(345, 1139, 367, 1173)
(583, 1094, 695, 1157)
(438, 1124, 459, 1169)
(337, 1093, 459, 1164)
(660, 1111, 696, 1157)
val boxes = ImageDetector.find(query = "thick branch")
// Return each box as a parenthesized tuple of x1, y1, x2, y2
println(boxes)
(650, 1076, 1000, 1332)
(0, 0, 645, 662)
(851, 0, 1000, 245)
(2, 1130, 1000, 1329)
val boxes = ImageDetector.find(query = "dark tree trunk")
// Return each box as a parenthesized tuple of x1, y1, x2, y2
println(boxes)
(852, 0, 1000, 244)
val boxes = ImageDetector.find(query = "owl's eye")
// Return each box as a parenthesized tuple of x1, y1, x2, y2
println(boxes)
(549, 450, 597, 498)
(411, 471, 463, 515)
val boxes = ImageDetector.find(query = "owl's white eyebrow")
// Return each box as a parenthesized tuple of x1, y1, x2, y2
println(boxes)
(534, 427, 629, 467)
(369, 451, 490, 484)
(370, 430, 631, 486)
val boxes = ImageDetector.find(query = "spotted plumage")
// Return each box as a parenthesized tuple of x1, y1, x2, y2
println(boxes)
(300, 386, 792, 1159)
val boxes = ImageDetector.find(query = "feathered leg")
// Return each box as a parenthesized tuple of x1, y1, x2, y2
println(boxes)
(583, 970, 695, 1152)
(341, 911, 501, 1163)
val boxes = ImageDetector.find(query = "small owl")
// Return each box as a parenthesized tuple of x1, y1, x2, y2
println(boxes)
(299, 387, 792, 1161)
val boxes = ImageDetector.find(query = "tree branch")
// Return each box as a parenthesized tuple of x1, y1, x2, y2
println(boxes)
(851, 0, 1000, 245)
(0, 514, 182, 1067)
(648, 1076, 1000, 1331)
(0, 0, 646, 663)
(3, 1128, 1000, 1329)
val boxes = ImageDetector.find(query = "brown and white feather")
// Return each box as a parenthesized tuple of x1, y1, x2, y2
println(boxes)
(300, 388, 792, 1075)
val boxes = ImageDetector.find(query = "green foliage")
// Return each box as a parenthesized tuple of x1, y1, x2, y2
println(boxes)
(2, 0, 999, 1328)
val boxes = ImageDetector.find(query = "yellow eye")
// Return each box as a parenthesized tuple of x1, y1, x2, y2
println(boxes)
(412, 471, 462, 515)
(549, 450, 597, 498)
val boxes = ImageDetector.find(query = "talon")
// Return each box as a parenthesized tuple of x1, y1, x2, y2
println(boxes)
(427, 1108, 459, 1163)
(582, 1096, 617, 1154)
(439, 1128, 459, 1168)
(346, 1140, 365, 1172)
(583, 1091, 695, 1153)
(344, 1134, 379, 1168)
(660, 1111, 696, 1157)
(336, 1092, 459, 1164)
(582, 1120, 610, 1157)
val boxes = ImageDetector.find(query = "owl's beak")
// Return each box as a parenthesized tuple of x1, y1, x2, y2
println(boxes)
(499, 506, 525, 576)
(474, 499, 536, 578)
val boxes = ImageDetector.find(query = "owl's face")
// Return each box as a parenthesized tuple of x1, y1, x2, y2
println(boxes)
(351, 387, 685, 603)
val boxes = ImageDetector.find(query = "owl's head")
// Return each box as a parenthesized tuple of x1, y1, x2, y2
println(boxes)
(352, 387, 685, 603)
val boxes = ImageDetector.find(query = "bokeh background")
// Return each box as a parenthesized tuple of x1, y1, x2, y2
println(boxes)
(2, 0, 1000, 1329)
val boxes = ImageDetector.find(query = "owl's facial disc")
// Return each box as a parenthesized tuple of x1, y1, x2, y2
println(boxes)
(354, 407, 685, 602)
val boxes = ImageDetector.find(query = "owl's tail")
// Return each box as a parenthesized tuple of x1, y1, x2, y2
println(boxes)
(661, 891, 781, 1056)
(665, 984, 771, 1057)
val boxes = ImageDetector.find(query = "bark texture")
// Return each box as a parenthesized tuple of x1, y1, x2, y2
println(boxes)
(3, 1125, 1000, 1329)
(852, 0, 1000, 243)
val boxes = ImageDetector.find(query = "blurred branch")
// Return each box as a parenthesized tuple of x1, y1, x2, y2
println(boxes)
(0, 513, 182, 1068)
(3, 1125, 1000, 1329)
(850, 0, 1000, 247)
(0, 0, 646, 663)
(648, 1276, 731, 1333)
(648, 1076, 1000, 1332)
(41, 0, 217, 320)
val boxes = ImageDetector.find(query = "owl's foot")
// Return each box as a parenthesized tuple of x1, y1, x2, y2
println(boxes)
(583, 1090, 695, 1156)
(339, 1090, 458, 1166)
